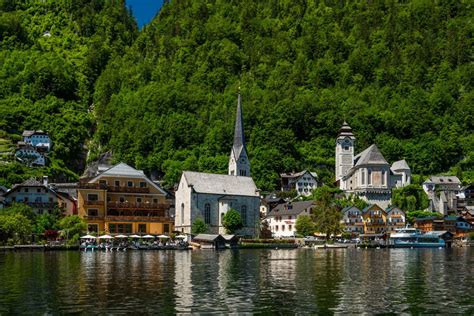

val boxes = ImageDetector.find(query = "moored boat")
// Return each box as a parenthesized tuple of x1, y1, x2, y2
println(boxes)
(389, 227, 452, 248)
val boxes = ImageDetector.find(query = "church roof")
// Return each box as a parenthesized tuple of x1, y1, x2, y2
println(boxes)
(182, 171, 258, 196)
(391, 159, 410, 171)
(354, 144, 389, 167)
(232, 93, 247, 159)
(337, 121, 355, 139)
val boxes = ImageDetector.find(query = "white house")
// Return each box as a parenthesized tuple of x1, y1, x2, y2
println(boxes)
(266, 201, 314, 238)
(280, 170, 318, 196)
(175, 93, 260, 237)
(423, 176, 461, 215)
(335, 122, 411, 209)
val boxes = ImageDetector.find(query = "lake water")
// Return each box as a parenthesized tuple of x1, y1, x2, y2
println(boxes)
(0, 248, 473, 314)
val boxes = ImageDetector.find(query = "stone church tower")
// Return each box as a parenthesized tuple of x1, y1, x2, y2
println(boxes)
(335, 121, 355, 182)
(228, 93, 250, 177)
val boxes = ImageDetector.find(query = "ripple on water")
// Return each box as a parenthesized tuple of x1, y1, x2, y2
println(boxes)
(0, 248, 473, 314)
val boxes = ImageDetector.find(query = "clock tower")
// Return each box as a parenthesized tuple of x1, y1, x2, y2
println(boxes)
(335, 121, 355, 181)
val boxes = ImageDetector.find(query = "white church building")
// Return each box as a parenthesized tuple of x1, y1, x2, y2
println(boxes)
(174, 94, 260, 237)
(335, 122, 411, 209)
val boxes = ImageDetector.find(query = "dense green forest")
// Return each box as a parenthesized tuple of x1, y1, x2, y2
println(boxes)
(1, 0, 473, 191)
(0, 0, 137, 185)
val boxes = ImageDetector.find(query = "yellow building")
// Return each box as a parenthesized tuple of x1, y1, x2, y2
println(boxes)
(361, 204, 387, 236)
(77, 163, 173, 235)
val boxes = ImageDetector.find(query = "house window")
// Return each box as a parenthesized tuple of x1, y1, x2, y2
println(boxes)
(382, 170, 386, 185)
(276, 225, 279, 231)
(361, 170, 365, 185)
(25, 188, 29, 193)
(87, 209, 98, 217)
(181, 203, 185, 224)
(153, 199, 158, 203)
(37, 188, 41, 193)
(137, 197, 142, 203)
(289, 224, 292, 230)
(24, 197, 29, 202)
(344, 146, 349, 151)
(115, 180, 120, 187)
(88, 224, 98, 233)
(164, 224, 170, 233)
(138, 224, 146, 233)
(128, 181, 133, 187)
(282, 225, 285, 231)
(35, 197, 42, 202)
(119, 197, 125, 202)
(241, 205, 247, 226)
(289, 216, 292, 220)
(88, 194, 98, 201)
(49, 197, 53, 202)
(240, 170, 246, 176)
(204, 203, 211, 224)
(368, 170, 372, 185)
(99, 180, 107, 185)
(140, 182, 147, 188)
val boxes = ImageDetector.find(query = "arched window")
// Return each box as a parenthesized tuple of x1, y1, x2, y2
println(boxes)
(181, 203, 184, 224)
(241, 205, 247, 226)
(204, 203, 211, 224)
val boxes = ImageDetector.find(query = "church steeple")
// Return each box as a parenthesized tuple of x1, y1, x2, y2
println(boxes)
(228, 93, 250, 177)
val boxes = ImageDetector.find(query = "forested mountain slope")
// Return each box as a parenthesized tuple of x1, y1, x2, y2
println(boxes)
(94, 0, 473, 190)
(0, 0, 137, 185)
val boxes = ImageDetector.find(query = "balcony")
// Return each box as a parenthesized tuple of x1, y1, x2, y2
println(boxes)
(26, 202, 57, 209)
(105, 215, 172, 222)
(78, 183, 150, 193)
(84, 200, 105, 206)
(107, 186, 150, 193)
(107, 201, 169, 211)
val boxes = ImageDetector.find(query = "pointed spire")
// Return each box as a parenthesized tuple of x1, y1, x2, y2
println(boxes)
(337, 121, 355, 139)
(233, 93, 245, 155)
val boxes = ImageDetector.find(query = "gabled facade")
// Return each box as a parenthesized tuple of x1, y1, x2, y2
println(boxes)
(385, 206, 406, 234)
(341, 206, 364, 235)
(280, 170, 318, 196)
(77, 163, 172, 235)
(175, 172, 260, 237)
(335, 122, 411, 209)
(362, 204, 387, 236)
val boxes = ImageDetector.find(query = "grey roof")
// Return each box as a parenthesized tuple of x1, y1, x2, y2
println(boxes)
(193, 234, 225, 242)
(391, 159, 410, 171)
(98, 162, 146, 178)
(231, 93, 247, 159)
(0, 185, 8, 193)
(354, 144, 389, 167)
(22, 130, 35, 137)
(267, 200, 313, 217)
(182, 171, 258, 196)
(337, 121, 356, 139)
(424, 176, 461, 185)
(341, 206, 360, 213)
(280, 170, 317, 180)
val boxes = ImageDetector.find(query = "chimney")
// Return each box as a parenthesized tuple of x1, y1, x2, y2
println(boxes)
(42, 176, 48, 186)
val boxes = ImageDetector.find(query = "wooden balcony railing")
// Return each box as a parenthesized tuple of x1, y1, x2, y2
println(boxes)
(105, 215, 172, 222)
(107, 201, 169, 211)
(78, 182, 150, 193)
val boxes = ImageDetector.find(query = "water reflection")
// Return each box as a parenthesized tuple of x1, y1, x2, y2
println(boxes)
(0, 248, 473, 314)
